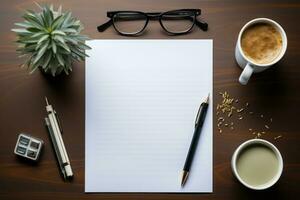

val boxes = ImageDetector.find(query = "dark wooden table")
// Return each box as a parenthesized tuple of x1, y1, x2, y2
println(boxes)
(0, 0, 299, 199)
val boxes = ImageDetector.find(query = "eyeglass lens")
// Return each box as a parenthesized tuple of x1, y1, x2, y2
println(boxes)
(113, 12, 147, 35)
(160, 11, 195, 34)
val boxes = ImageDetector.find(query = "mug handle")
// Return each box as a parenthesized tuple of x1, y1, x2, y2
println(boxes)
(239, 63, 254, 85)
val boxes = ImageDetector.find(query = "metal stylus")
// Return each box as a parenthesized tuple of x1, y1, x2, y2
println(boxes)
(45, 97, 73, 180)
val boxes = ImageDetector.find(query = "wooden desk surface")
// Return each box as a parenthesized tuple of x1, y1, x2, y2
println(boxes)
(0, 0, 299, 199)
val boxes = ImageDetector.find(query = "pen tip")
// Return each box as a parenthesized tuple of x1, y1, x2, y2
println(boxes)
(205, 93, 210, 104)
(180, 171, 189, 187)
(45, 96, 49, 105)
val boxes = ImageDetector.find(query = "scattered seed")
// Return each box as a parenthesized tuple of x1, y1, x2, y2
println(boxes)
(216, 91, 237, 119)
(257, 133, 261, 137)
(218, 117, 224, 121)
(265, 125, 270, 129)
(274, 135, 282, 140)
(216, 92, 277, 139)
(237, 108, 244, 113)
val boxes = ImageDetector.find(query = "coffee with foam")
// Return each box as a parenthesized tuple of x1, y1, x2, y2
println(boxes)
(241, 23, 282, 65)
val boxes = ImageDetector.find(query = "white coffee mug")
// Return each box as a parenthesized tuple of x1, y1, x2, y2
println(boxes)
(235, 18, 287, 85)
(231, 139, 283, 190)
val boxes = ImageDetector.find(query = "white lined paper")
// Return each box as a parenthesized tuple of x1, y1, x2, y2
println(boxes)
(85, 40, 213, 192)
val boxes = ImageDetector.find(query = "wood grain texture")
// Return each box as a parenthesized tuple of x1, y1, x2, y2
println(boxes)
(0, 0, 299, 199)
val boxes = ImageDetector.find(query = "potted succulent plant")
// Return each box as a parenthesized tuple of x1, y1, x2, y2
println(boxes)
(12, 4, 91, 76)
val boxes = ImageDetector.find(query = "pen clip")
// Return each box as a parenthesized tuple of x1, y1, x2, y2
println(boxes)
(54, 110, 63, 134)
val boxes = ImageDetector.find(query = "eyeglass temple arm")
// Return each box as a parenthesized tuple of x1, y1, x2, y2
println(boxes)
(195, 18, 208, 31)
(97, 19, 113, 32)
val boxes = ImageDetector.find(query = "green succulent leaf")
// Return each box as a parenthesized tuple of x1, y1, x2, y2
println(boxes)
(12, 4, 91, 76)
(14, 22, 33, 28)
(51, 15, 63, 29)
(12, 28, 30, 34)
(61, 28, 77, 33)
(31, 31, 47, 38)
(56, 53, 65, 66)
(64, 37, 78, 45)
(53, 35, 66, 44)
(57, 42, 71, 53)
(33, 41, 49, 64)
(51, 42, 57, 53)
(57, 5, 62, 15)
(62, 12, 72, 27)
(51, 30, 66, 36)
(78, 42, 92, 50)
(42, 51, 52, 69)
(23, 12, 44, 30)
(37, 34, 49, 44)
(50, 64, 58, 76)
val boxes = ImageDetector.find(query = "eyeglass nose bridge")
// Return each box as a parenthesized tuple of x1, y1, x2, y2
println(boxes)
(147, 12, 162, 20)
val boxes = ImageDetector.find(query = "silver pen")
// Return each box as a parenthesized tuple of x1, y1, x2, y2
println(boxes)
(45, 97, 73, 180)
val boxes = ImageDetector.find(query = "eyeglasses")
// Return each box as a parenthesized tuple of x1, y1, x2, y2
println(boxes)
(97, 9, 208, 36)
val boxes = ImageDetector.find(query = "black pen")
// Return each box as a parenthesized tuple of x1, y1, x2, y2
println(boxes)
(181, 93, 209, 187)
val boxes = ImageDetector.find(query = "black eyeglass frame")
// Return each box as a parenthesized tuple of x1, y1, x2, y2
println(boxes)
(97, 9, 208, 36)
